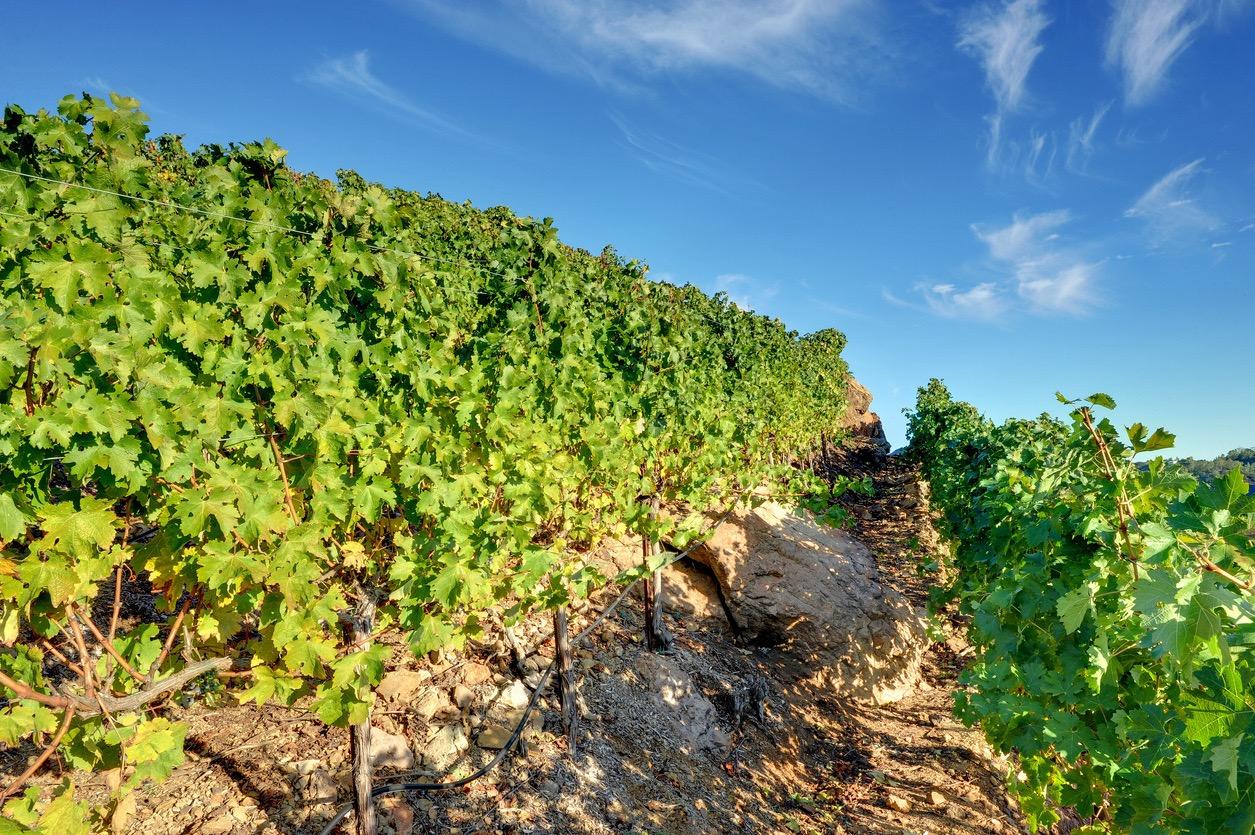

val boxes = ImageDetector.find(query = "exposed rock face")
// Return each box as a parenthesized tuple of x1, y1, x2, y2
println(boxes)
(841, 374, 890, 453)
(690, 501, 926, 705)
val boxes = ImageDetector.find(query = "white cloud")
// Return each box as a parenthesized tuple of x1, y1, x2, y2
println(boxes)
(975, 208, 1071, 261)
(404, 0, 884, 102)
(609, 113, 742, 193)
(714, 272, 779, 312)
(1066, 101, 1111, 173)
(917, 282, 1008, 320)
(958, 0, 1050, 112)
(1017, 262, 1099, 313)
(901, 210, 1101, 321)
(305, 50, 470, 137)
(957, 0, 1051, 171)
(1105, 0, 1201, 105)
(1023, 128, 1057, 182)
(973, 211, 1100, 315)
(1105, 0, 1252, 105)
(1124, 158, 1218, 241)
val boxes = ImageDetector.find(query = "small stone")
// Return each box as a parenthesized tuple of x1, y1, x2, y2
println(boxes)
(289, 759, 323, 776)
(298, 768, 338, 802)
(453, 684, 475, 710)
(606, 798, 631, 824)
(378, 669, 431, 702)
(463, 662, 492, 686)
(886, 794, 911, 813)
(382, 795, 415, 835)
(110, 793, 137, 834)
(476, 723, 514, 749)
(369, 726, 417, 771)
(494, 681, 530, 711)
(930, 790, 946, 807)
(413, 688, 447, 722)
(199, 818, 234, 835)
(421, 723, 468, 769)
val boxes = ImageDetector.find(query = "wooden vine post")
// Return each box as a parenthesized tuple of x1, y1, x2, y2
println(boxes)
(342, 597, 378, 835)
(553, 607, 577, 750)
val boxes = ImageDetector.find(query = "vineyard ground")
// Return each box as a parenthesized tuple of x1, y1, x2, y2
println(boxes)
(1, 444, 1026, 835)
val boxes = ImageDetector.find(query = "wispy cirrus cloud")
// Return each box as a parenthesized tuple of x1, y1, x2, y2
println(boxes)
(1105, 0, 1202, 105)
(608, 113, 748, 194)
(1124, 158, 1218, 241)
(892, 210, 1102, 321)
(958, 0, 1050, 112)
(1065, 101, 1111, 173)
(304, 50, 471, 137)
(957, 0, 1051, 168)
(1105, 0, 1253, 105)
(714, 273, 780, 312)
(401, 0, 885, 103)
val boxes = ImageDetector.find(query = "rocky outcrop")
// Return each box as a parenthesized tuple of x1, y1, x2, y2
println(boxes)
(841, 373, 890, 453)
(690, 501, 926, 705)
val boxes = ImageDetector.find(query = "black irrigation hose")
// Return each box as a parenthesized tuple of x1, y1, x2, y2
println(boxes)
(316, 661, 556, 835)
(316, 506, 738, 835)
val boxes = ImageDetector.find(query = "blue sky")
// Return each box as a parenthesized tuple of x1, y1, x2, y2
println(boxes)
(4, 1, 1253, 457)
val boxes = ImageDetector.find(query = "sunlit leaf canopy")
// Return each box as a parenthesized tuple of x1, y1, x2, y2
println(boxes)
(0, 92, 851, 817)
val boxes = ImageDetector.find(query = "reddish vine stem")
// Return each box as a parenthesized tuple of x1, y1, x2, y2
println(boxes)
(72, 603, 146, 684)
(1192, 548, 1254, 591)
(38, 639, 84, 677)
(65, 613, 96, 699)
(0, 704, 75, 803)
(108, 498, 134, 642)
(1079, 407, 1139, 579)
(0, 670, 70, 709)
(264, 415, 300, 523)
(21, 347, 36, 417)
(151, 592, 197, 677)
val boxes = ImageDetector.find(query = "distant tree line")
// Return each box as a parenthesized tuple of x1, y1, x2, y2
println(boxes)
(1167, 447, 1255, 491)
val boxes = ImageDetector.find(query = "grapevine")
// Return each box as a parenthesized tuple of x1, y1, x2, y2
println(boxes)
(0, 92, 853, 826)
(906, 380, 1255, 833)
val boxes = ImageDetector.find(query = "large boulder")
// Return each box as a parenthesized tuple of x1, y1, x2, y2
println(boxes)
(840, 373, 890, 453)
(690, 501, 926, 704)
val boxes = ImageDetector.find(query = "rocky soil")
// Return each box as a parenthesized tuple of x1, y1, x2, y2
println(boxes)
(2, 440, 1025, 835)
